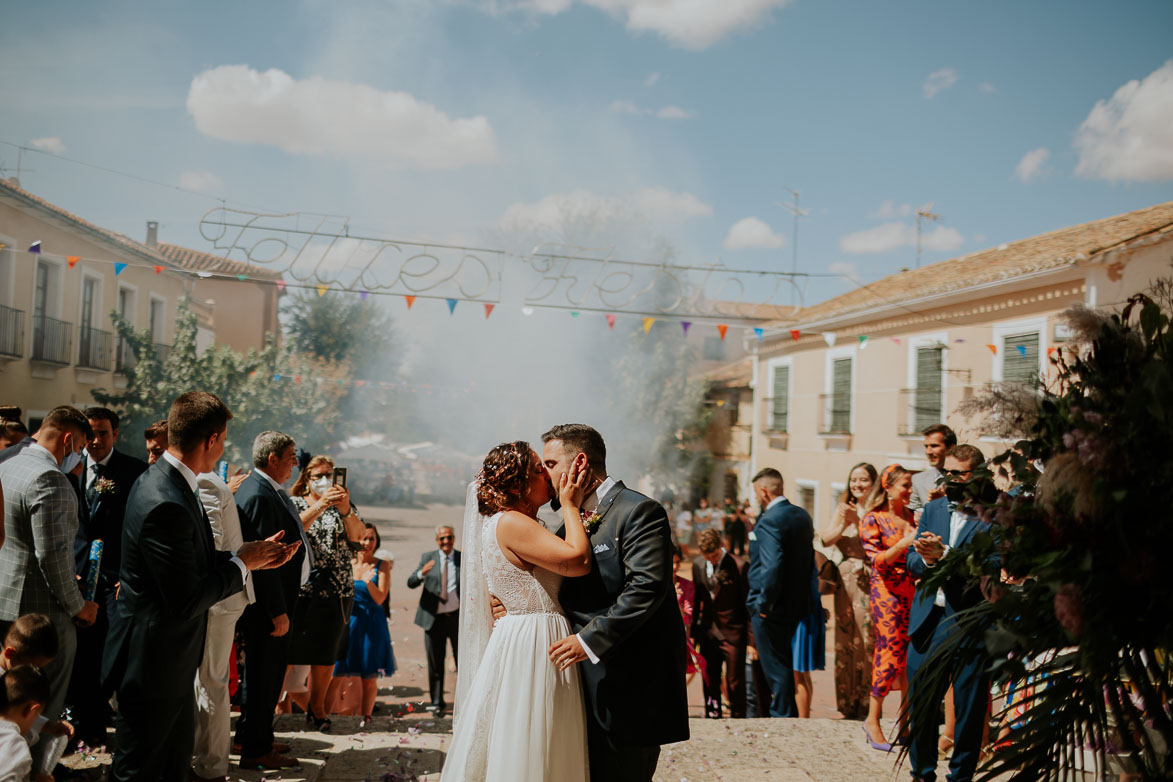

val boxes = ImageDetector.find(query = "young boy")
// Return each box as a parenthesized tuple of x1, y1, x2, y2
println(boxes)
(0, 665, 51, 781)
(0, 615, 58, 672)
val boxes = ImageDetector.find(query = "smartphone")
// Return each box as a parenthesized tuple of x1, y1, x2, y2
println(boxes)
(332, 466, 348, 488)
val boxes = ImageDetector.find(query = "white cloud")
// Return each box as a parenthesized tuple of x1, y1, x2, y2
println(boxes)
(722, 217, 785, 250)
(179, 170, 224, 191)
(1014, 147, 1050, 183)
(923, 67, 958, 99)
(840, 222, 963, 255)
(28, 136, 65, 155)
(978, 82, 996, 94)
(870, 200, 914, 219)
(187, 65, 498, 170)
(643, 72, 660, 87)
(499, 187, 712, 233)
(609, 99, 695, 119)
(1074, 59, 1173, 183)
(827, 261, 860, 281)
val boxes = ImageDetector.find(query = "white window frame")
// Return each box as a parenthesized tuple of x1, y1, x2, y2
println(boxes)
(117, 284, 138, 327)
(794, 478, 819, 523)
(905, 331, 949, 435)
(765, 355, 794, 433)
(823, 345, 857, 435)
(992, 317, 1047, 383)
(77, 269, 104, 330)
(830, 481, 846, 510)
(0, 233, 17, 307)
(33, 257, 65, 319)
(148, 294, 167, 343)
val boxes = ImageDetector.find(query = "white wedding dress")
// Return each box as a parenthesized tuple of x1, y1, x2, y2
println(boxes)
(441, 511, 588, 781)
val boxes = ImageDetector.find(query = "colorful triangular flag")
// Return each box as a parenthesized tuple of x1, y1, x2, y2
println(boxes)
(790, 329, 801, 341)
(360, 290, 369, 300)
(1016, 345, 1027, 356)
(404, 295, 416, 309)
(858, 335, 869, 349)
(605, 314, 616, 330)
(642, 317, 655, 334)
(153, 265, 164, 274)
(891, 337, 901, 344)
(522, 307, 534, 316)
(483, 303, 495, 319)
(316, 284, 328, 297)
(236, 274, 247, 281)
(681, 321, 691, 336)
(754, 328, 764, 341)
(570, 311, 580, 318)
(446, 298, 457, 315)
(67, 256, 80, 270)
(27, 241, 41, 254)
(113, 262, 127, 276)
(717, 324, 728, 341)
(986, 344, 998, 355)
(824, 333, 837, 347)
(276, 279, 286, 292)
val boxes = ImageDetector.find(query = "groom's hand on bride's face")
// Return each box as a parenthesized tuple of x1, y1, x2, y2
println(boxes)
(489, 594, 507, 622)
(549, 635, 588, 670)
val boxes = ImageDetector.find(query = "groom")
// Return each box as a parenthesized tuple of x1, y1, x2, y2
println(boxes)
(542, 424, 689, 782)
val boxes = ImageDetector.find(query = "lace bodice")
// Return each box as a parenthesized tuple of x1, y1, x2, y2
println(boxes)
(482, 512, 563, 616)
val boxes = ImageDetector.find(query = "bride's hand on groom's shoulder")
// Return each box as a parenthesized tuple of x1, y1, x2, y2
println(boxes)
(558, 463, 589, 511)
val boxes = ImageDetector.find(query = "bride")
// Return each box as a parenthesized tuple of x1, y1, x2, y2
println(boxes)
(442, 440, 592, 781)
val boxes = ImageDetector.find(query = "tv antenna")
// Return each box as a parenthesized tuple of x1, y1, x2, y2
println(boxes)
(777, 187, 809, 305)
(915, 204, 940, 268)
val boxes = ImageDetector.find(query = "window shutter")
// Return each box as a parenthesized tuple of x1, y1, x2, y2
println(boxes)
(1003, 333, 1040, 385)
(771, 366, 789, 431)
(830, 357, 852, 433)
(799, 485, 815, 516)
(915, 346, 943, 430)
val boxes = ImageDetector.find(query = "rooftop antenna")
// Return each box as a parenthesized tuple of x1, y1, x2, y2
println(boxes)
(915, 203, 940, 268)
(777, 186, 809, 305)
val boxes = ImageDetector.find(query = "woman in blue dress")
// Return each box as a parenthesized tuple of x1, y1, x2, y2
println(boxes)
(333, 523, 395, 727)
(791, 562, 826, 718)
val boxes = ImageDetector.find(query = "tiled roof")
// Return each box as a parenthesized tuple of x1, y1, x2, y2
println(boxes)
(0, 177, 173, 267)
(771, 200, 1173, 331)
(702, 357, 753, 387)
(155, 242, 283, 281)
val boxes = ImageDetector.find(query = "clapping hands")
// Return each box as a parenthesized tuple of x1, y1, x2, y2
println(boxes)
(238, 529, 301, 571)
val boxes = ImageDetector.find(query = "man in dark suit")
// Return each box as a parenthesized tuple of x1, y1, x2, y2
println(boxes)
(67, 406, 148, 745)
(905, 444, 992, 782)
(693, 527, 749, 718)
(101, 392, 296, 782)
(233, 431, 312, 770)
(407, 526, 460, 716)
(745, 467, 814, 718)
(542, 424, 688, 782)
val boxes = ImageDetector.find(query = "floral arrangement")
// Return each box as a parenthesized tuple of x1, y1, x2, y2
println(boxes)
(93, 477, 118, 495)
(912, 292, 1173, 780)
(583, 513, 603, 535)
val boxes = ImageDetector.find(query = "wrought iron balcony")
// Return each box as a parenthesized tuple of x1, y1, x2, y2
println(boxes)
(817, 392, 852, 435)
(897, 387, 944, 436)
(31, 315, 72, 365)
(77, 326, 114, 371)
(0, 305, 24, 358)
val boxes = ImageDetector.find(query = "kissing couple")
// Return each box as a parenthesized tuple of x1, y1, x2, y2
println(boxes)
(441, 424, 690, 781)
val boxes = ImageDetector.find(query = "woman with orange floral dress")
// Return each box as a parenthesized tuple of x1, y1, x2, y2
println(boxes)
(859, 464, 917, 750)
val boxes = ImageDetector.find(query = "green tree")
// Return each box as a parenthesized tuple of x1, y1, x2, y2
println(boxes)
(93, 301, 347, 465)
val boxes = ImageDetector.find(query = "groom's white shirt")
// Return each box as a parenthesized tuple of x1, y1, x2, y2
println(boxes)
(576, 475, 616, 665)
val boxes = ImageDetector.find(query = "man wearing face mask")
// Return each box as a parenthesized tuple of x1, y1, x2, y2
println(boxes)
(0, 405, 100, 768)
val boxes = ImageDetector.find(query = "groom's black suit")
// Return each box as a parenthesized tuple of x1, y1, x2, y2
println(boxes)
(559, 481, 689, 782)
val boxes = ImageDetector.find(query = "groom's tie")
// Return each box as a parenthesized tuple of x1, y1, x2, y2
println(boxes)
(439, 554, 449, 603)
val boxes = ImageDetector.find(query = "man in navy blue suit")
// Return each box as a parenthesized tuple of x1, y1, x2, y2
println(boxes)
(905, 443, 991, 782)
(745, 467, 814, 718)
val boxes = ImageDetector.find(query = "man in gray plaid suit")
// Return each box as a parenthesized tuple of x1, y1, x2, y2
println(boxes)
(0, 405, 100, 755)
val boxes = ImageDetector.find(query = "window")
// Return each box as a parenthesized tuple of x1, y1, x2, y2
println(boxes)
(770, 364, 790, 432)
(1003, 333, 1040, 385)
(117, 287, 135, 368)
(829, 357, 852, 433)
(149, 297, 165, 343)
(703, 337, 725, 361)
(726, 392, 740, 426)
(79, 276, 99, 366)
(796, 481, 817, 520)
(914, 345, 943, 430)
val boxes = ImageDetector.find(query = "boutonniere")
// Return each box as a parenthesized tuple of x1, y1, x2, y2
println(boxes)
(94, 477, 117, 495)
(583, 513, 604, 535)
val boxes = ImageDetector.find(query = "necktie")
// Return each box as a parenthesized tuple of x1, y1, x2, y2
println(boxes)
(439, 554, 449, 603)
(85, 462, 103, 509)
(280, 490, 314, 581)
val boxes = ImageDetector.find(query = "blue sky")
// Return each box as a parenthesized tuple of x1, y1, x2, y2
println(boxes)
(2, 0, 1172, 309)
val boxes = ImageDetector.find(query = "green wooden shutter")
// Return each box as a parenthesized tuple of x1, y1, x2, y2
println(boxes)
(1003, 333, 1040, 385)
(771, 365, 789, 431)
(915, 346, 943, 430)
(830, 357, 852, 433)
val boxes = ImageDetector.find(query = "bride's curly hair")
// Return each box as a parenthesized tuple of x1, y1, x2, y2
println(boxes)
(476, 440, 534, 515)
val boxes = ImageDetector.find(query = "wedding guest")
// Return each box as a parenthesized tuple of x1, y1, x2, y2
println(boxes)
(102, 393, 296, 781)
(67, 406, 148, 746)
(725, 501, 748, 556)
(0, 406, 97, 768)
(407, 526, 460, 717)
(674, 504, 694, 558)
(746, 468, 814, 718)
(1, 614, 58, 671)
(791, 562, 825, 718)
(332, 524, 394, 728)
(693, 497, 714, 537)
(859, 464, 917, 749)
(192, 466, 255, 782)
(0, 665, 50, 782)
(906, 444, 992, 782)
(0, 419, 33, 464)
(234, 431, 312, 770)
(142, 419, 168, 465)
(670, 544, 706, 688)
(287, 455, 365, 730)
(692, 528, 747, 718)
(909, 424, 956, 520)
(818, 462, 877, 720)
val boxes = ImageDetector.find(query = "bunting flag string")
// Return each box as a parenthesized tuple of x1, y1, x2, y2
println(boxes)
(753, 328, 763, 341)
(276, 279, 286, 292)
(483, 303, 495, 319)
(1016, 345, 1027, 356)
(67, 255, 80, 270)
(717, 324, 728, 341)
(858, 335, 869, 350)
(113, 262, 127, 276)
(789, 329, 801, 341)
(642, 317, 655, 334)
(446, 298, 457, 315)
(28, 241, 41, 254)
(681, 321, 691, 336)
(986, 344, 998, 355)
(360, 291, 369, 300)
(404, 295, 416, 309)
(315, 284, 328, 297)
(153, 265, 164, 274)
(605, 314, 616, 330)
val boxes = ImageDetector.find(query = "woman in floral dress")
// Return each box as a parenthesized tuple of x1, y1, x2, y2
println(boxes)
(859, 464, 917, 749)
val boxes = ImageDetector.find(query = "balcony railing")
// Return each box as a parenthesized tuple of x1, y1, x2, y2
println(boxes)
(897, 387, 943, 436)
(31, 315, 72, 365)
(0, 305, 24, 358)
(115, 340, 173, 373)
(817, 392, 852, 435)
(760, 396, 789, 433)
(77, 326, 114, 371)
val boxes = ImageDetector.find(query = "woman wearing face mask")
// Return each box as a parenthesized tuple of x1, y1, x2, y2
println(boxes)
(287, 455, 366, 731)
(333, 523, 395, 727)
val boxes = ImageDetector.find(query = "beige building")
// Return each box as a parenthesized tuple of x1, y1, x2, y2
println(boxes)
(741, 200, 1173, 526)
(0, 178, 281, 428)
